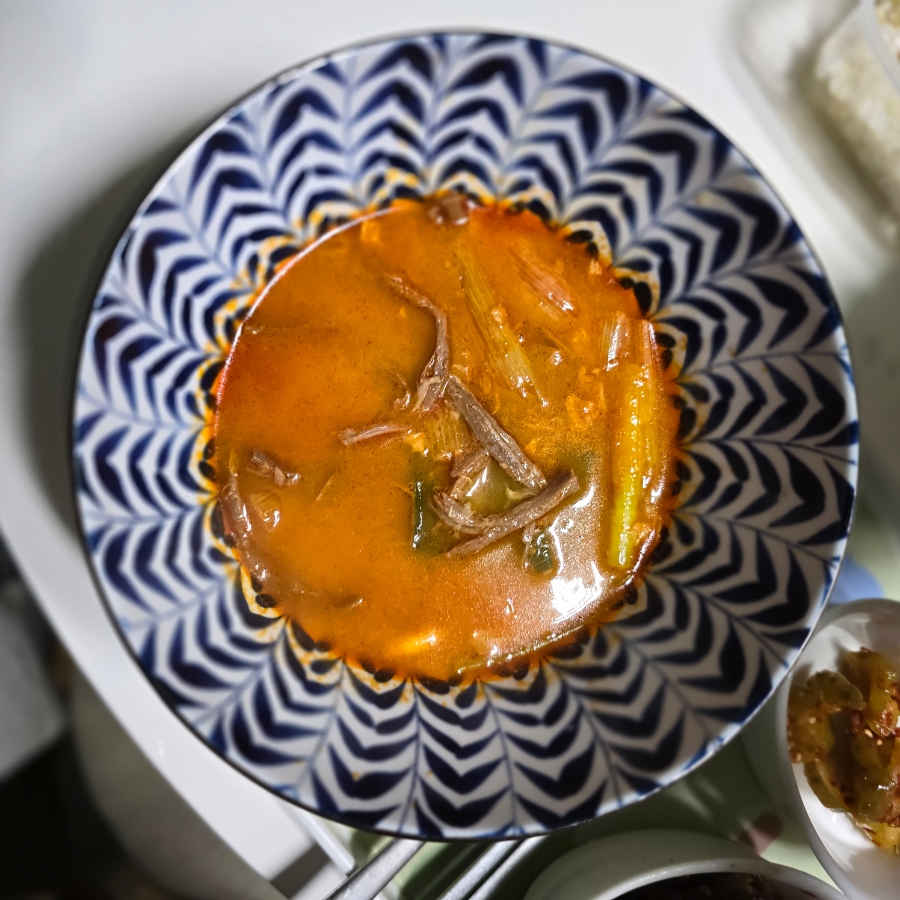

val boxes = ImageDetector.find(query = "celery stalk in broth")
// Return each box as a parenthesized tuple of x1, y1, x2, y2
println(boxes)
(455, 246, 540, 398)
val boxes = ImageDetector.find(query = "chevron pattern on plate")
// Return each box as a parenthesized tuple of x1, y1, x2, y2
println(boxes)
(73, 33, 857, 838)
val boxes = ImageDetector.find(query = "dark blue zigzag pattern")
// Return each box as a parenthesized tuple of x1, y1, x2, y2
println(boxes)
(73, 33, 857, 839)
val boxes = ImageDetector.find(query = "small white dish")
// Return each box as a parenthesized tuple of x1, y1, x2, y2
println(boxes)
(524, 828, 842, 900)
(743, 598, 900, 900)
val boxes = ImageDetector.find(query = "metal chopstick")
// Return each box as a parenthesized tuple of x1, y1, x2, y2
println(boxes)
(321, 838, 425, 900)
(434, 841, 520, 900)
(467, 837, 545, 900)
(318, 830, 543, 900)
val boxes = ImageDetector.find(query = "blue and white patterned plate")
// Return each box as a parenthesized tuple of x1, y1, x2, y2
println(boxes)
(72, 33, 858, 839)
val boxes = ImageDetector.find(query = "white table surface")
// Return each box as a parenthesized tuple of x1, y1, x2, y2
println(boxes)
(1, 0, 898, 892)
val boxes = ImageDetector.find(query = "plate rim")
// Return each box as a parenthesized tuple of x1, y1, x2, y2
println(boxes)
(68, 27, 859, 840)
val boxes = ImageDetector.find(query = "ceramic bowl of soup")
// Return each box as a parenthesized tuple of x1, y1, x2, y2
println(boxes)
(524, 829, 842, 900)
(73, 32, 858, 839)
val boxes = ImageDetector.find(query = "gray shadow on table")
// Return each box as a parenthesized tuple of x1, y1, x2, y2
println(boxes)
(843, 259, 900, 534)
(13, 131, 198, 536)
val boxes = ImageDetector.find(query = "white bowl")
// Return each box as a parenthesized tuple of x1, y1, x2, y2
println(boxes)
(743, 598, 900, 900)
(524, 828, 842, 900)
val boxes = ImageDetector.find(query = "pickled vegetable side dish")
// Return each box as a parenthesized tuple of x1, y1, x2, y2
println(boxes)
(214, 196, 679, 681)
(788, 648, 900, 853)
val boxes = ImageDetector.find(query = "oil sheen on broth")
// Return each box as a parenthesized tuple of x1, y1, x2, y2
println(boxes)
(215, 197, 678, 682)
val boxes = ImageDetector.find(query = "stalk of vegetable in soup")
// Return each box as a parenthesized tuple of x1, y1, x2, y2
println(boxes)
(214, 196, 679, 682)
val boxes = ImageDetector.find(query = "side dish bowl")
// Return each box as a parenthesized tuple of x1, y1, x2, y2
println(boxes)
(72, 32, 858, 839)
(524, 829, 842, 900)
(743, 599, 900, 900)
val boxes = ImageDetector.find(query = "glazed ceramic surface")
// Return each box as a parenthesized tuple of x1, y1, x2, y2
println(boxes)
(744, 599, 900, 900)
(523, 829, 843, 900)
(73, 32, 858, 838)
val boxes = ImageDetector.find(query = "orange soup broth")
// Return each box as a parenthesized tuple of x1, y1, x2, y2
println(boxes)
(215, 202, 679, 682)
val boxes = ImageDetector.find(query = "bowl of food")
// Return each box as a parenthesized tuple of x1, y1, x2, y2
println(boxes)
(72, 32, 858, 839)
(524, 829, 842, 900)
(743, 599, 900, 899)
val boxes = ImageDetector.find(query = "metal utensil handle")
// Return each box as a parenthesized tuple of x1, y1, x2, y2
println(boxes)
(434, 841, 519, 900)
(322, 838, 425, 900)
(468, 837, 545, 900)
